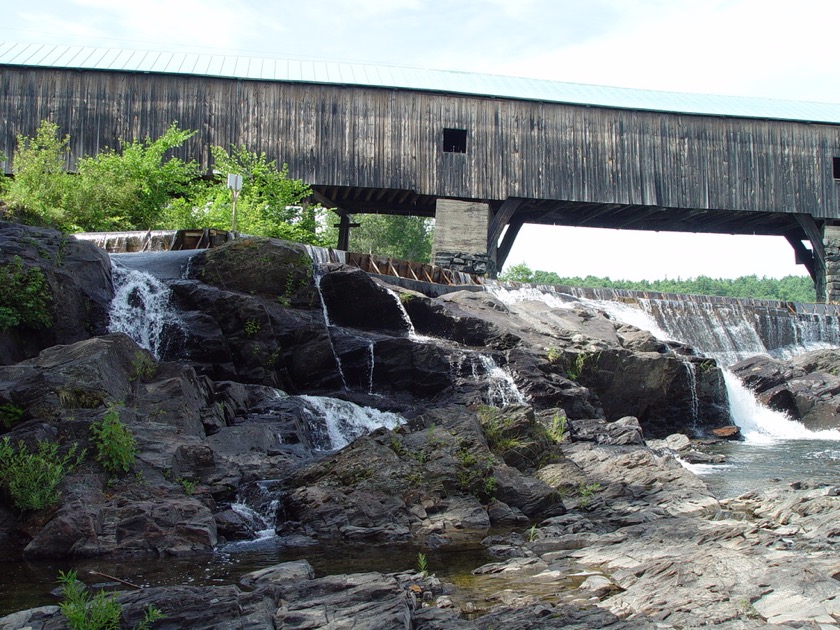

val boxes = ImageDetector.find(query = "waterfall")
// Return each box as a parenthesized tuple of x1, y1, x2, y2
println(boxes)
(312, 273, 348, 390)
(230, 481, 280, 540)
(723, 372, 840, 443)
(450, 351, 527, 407)
(108, 262, 186, 359)
(683, 361, 699, 429)
(489, 283, 840, 442)
(385, 288, 421, 339)
(298, 395, 405, 450)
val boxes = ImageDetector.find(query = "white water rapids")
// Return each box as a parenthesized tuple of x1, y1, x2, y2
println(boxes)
(490, 283, 840, 444)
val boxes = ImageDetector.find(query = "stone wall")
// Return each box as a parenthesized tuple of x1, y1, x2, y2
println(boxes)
(431, 199, 491, 273)
(824, 224, 840, 302)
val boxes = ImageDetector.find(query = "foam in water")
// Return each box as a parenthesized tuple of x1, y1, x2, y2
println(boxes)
(488, 283, 840, 442)
(298, 395, 405, 450)
(108, 263, 185, 359)
(723, 370, 840, 443)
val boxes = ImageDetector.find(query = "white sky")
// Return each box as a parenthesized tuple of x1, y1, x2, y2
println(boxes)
(4, 0, 839, 280)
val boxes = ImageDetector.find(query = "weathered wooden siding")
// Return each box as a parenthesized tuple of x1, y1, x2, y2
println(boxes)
(2, 66, 840, 218)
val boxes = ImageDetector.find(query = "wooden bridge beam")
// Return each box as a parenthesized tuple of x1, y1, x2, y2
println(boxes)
(496, 218, 525, 271)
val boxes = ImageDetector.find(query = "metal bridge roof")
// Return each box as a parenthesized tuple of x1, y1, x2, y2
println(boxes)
(3, 41, 840, 125)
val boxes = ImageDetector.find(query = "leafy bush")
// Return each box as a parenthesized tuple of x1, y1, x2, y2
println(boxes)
(326, 211, 434, 262)
(0, 404, 24, 430)
(90, 406, 137, 475)
(65, 122, 200, 231)
(3, 120, 72, 226)
(0, 437, 84, 511)
(6, 120, 331, 247)
(129, 351, 156, 382)
(0, 256, 53, 331)
(58, 569, 164, 630)
(164, 144, 320, 242)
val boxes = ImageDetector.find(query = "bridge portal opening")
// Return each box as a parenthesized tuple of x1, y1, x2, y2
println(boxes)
(443, 128, 467, 153)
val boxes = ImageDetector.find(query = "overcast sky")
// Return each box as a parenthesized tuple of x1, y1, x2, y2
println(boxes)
(3, 0, 839, 280)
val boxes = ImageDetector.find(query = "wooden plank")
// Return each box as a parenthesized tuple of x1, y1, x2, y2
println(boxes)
(2, 66, 840, 223)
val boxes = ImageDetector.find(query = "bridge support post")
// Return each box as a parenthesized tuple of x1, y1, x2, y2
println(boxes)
(822, 224, 840, 303)
(432, 198, 495, 276)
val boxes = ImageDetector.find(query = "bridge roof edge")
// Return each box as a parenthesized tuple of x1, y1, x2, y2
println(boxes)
(3, 41, 840, 125)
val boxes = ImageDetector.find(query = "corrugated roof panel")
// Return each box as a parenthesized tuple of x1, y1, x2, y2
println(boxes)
(95, 48, 123, 69)
(132, 50, 157, 72)
(86, 47, 110, 69)
(153, 51, 175, 73)
(21, 43, 50, 66)
(219, 55, 236, 76)
(0, 42, 16, 59)
(35, 43, 69, 67)
(234, 56, 251, 78)
(3, 42, 840, 124)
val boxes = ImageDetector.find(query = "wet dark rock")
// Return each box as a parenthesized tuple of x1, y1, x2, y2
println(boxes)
(402, 290, 520, 349)
(576, 350, 730, 438)
(0, 222, 113, 365)
(318, 267, 411, 334)
(170, 279, 341, 391)
(731, 350, 840, 430)
(186, 236, 317, 307)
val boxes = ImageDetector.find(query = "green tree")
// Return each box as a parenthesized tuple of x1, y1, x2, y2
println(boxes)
(164, 144, 320, 243)
(66, 122, 200, 231)
(499, 262, 816, 302)
(3, 120, 73, 226)
(326, 212, 434, 262)
(499, 262, 535, 283)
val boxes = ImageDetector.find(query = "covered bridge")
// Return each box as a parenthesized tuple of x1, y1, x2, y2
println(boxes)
(2, 43, 840, 299)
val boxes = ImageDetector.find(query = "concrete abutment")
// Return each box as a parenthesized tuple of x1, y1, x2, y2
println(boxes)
(431, 198, 496, 276)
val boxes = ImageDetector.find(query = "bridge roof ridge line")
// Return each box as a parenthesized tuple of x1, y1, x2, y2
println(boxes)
(3, 41, 840, 125)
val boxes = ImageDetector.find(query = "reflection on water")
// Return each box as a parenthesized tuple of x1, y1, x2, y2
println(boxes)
(0, 539, 491, 617)
(693, 439, 840, 498)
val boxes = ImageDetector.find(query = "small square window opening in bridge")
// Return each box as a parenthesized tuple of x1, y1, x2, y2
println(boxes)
(443, 128, 467, 153)
(833, 157, 840, 180)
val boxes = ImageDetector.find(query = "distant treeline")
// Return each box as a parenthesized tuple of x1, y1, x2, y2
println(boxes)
(500, 263, 816, 303)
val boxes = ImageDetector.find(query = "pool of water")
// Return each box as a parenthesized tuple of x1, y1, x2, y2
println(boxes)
(689, 439, 840, 498)
(0, 537, 491, 617)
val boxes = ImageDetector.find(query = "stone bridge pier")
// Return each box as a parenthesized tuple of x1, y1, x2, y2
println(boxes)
(823, 225, 840, 303)
(431, 199, 840, 304)
(431, 199, 495, 277)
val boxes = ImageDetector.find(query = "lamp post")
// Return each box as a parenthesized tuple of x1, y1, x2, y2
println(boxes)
(227, 174, 243, 233)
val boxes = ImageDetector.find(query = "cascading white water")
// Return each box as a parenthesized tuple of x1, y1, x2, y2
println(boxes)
(311, 272, 348, 389)
(385, 288, 422, 339)
(683, 361, 699, 428)
(298, 395, 405, 450)
(230, 482, 279, 540)
(108, 262, 185, 359)
(490, 283, 840, 443)
(450, 352, 527, 407)
(723, 371, 840, 443)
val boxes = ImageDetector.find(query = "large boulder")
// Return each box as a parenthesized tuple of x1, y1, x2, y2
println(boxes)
(170, 279, 343, 391)
(318, 267, 411, 334)
(731, 350, 840, 430)
(0, 222, 113, 365)
(576, 349, 731, 438)
(186, 237, 317, 306)
(278, 406, 564, 543)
